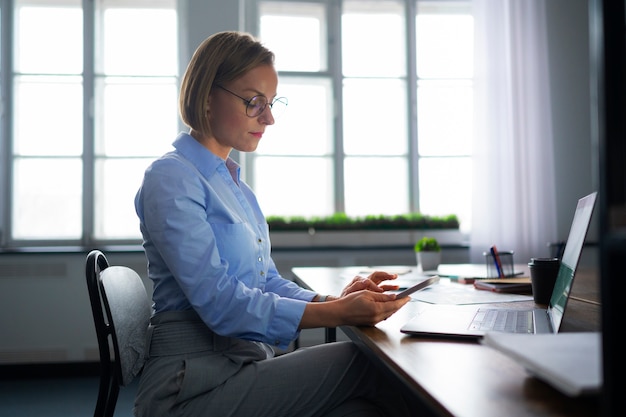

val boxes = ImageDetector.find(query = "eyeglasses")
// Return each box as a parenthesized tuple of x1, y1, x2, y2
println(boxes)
(216, 85, 288, 118)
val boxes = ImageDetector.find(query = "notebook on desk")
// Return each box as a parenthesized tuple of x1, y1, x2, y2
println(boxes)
(401, 191, 597, 339)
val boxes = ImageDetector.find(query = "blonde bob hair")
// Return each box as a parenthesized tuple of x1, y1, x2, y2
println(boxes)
(179, 31, 275, 136)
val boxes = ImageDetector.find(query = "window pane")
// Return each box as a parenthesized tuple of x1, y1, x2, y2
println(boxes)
(13, 75, 83, 156)
(91, 0, 178, 240)
(260, 2, 327, 72)
(13, 158, 82, 239)
(417, 80, 473, 156)
(419, 157, 472, 231)
(256, 77, 333, 156)
(94, 158, 149, 239)
(95, 77, 178, 156)
(16, 1, 82, 74)
(254, 156, 333, 217)
(343, 78, 407, 155)
(416, 12, 473, 79)
(344, 157, 409, 216)
(342, 0, 406, 77)
(98, 0, 177, 76)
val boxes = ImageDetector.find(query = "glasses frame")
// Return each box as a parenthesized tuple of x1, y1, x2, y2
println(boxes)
(216, 85, 287, 118)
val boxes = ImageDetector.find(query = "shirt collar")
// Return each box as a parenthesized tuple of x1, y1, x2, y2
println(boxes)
(172, 132, 241, 183)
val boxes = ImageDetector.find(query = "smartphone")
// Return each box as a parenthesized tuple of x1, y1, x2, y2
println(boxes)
(396, 275, 440, 299)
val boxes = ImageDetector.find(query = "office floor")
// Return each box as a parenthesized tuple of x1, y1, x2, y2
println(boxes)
(0, 377, 138, 417)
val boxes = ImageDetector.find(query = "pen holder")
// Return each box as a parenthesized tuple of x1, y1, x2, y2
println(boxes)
(483, 251, 515, 278)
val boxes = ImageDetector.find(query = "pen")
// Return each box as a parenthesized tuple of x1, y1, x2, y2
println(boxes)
(490, 245, 505, 278)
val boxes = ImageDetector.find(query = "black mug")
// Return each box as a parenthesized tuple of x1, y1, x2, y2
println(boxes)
(528, 257, 560, 305)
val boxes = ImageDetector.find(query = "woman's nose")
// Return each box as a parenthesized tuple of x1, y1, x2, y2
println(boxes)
(258, 106, 275, 125)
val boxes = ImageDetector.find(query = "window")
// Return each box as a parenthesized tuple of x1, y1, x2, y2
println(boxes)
(0, 0, 472, 249)
(252, 0, 473, 231)
(3, 0, 178, 246)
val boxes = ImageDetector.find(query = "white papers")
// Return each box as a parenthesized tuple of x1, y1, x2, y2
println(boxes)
(411, 279, 533, 304)
(341, 267, 533, 304)
(481, 332, 602, 396)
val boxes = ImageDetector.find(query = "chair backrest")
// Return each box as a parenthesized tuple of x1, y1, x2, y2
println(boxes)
(85, 249, 151, 417)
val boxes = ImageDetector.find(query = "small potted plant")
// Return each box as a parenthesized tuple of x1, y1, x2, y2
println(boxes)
(414, 236, 441, 272)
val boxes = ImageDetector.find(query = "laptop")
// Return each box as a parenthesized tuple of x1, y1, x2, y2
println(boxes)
(401, 191, 597, 339)
(480, 331, 602, 396)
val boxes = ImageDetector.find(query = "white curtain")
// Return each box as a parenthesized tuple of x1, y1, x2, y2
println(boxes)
(470, 0, 558, 264)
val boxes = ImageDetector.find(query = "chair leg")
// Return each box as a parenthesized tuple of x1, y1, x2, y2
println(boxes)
(103, 382, 120, 417)
(94, 364, 120, 417)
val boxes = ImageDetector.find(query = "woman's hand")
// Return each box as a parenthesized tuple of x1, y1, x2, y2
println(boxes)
(340, 270, 400, 297)
(299, 269, 408, 329)
(337, 290, 410, 326)
(300, 289, 410, 329)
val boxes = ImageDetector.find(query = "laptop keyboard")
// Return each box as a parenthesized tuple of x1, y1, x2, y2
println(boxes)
(469, 309, 534, 333)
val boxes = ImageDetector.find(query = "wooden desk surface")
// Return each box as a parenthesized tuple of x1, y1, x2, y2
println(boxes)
(292, 265, 601, 417)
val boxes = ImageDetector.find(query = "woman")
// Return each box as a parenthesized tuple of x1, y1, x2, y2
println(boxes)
(134, 30, 415, 417)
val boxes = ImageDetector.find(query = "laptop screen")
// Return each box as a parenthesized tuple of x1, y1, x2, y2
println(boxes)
(548, 192, 597, 331)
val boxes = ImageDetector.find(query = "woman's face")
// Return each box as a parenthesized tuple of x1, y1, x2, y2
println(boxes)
(206, 64, 279, 159)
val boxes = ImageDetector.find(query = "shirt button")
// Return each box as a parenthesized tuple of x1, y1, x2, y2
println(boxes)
(260, 271, 265, 276)
(258, 256, 262, 262)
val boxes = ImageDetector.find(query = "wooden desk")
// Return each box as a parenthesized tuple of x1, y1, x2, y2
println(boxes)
(292, 266, 601, 417)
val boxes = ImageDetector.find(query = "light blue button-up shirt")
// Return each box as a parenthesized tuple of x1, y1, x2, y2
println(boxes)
(135, 132, 316, 349)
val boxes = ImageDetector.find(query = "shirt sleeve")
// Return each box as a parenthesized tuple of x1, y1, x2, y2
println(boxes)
(264, 258, 317, 300)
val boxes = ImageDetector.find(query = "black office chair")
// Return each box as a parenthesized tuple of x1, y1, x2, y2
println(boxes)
(85, 249, 151, 417)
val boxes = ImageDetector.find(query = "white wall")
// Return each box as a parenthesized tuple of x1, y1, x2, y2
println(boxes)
(0, 252, 150, 364)
(545, 0, 597, 240)
(0, 245, 470, 364)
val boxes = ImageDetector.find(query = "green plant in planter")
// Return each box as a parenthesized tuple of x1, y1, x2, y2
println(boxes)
(414, 236, 442, 271)
(266, 213, 459, 232)
(414, 236, 441, 252)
